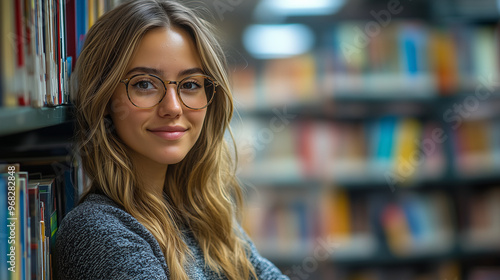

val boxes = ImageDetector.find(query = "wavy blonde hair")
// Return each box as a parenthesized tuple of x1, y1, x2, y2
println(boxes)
(72, 0, 256, 279)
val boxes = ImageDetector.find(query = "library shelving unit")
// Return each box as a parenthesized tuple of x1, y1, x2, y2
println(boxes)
(231, 0, 500, 279)
(0, 1, 119, 279)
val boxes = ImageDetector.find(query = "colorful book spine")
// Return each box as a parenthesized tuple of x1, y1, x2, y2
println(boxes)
(28, 182, 40, 280)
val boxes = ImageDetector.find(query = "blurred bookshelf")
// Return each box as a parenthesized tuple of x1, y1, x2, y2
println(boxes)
(230, 0, 500, 279)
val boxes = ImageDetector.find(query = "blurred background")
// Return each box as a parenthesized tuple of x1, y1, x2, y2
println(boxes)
(199, 0, 500, 279)
(1, 0, 500, 279)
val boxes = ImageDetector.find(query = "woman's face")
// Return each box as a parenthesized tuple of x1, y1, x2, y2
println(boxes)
(109, 27, 207, 166)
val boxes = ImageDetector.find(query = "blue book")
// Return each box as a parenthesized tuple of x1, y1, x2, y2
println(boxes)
(75, 0, 89, 56)
(376, 116, 397, 162)
(402, 195, 432, 246)
(64, 169, 75, 217)
(399, 25, 426, 76)
(403, 36, 418, 75)
(401, 196, 423, 243)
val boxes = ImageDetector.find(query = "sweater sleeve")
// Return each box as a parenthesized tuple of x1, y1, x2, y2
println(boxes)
(54, 198, 169, 280)
(238, 226, 290, 280)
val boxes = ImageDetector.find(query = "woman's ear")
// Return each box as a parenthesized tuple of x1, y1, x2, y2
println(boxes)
(103, 113, 115, 134)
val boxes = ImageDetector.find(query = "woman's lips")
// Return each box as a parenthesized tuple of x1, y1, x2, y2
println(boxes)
(148, 126, 187, 140)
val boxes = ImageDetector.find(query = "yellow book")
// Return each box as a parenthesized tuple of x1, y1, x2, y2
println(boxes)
(1, 0, 16, 106)
(88, 0, 96, 28)
(393, 118, 422, 184)
(327, 189, 351, 242)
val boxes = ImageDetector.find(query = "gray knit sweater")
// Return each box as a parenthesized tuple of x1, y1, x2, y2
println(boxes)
(54, 193, 290, 280)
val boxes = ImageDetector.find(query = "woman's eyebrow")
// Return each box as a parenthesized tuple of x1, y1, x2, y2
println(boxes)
(126, 67, 163, 76)
(178, 67, 205, 77)
(125, 67, 204, 77)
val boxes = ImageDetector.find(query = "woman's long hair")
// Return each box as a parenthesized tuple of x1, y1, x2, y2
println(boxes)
(72, 1, 256, 279)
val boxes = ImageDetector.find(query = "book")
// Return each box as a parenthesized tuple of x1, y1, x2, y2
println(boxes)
(18, 172, 30, 280)
(75, 0, 89, 56)
(65, 0, 76, 72)
(28, 182, 41, 280)
(36, 178, 58, 253)
(392, 118, 422, 185)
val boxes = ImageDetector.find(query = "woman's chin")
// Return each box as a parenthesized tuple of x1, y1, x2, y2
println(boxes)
(154, 154, 188, 166)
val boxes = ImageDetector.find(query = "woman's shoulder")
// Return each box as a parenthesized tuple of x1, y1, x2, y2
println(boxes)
(60, 193, 130, 227)
(54, 193, 169, 279)
(56, 193, 139, 239)
(56, 193, 160, 248)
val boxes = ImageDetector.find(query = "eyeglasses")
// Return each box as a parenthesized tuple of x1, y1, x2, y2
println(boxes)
(120, 73, 218, 110)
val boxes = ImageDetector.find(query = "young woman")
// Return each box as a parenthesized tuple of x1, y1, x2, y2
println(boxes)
(54, 0, 290, 279)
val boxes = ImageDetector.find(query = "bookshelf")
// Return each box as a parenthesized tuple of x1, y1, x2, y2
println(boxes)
(0, 1, 118, 279)
(230, 1, 500, 279)
(0, 106, 72, 137)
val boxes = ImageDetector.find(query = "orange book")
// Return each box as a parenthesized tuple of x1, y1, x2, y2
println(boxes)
(326, 189, 351, 242)
(430, 29, 459, 95)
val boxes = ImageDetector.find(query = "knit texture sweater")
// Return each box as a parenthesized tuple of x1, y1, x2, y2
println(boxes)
(54, 193, 290, 280)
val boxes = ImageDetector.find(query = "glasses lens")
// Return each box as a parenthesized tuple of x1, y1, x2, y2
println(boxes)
(127, 75, 164, 108)
(179, 75, 215, 109)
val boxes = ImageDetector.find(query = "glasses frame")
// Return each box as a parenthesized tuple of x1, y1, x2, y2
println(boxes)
(120, 73, 218, 110)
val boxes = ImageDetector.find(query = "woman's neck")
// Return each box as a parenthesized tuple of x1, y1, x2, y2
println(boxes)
(129, 149, 168, 198)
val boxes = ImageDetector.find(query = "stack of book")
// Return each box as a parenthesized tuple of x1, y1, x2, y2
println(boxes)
(231, 22, 499, 110)
(233, 117, 448, 186)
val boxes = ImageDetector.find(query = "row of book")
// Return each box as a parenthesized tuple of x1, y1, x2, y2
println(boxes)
(323, 22, 499, 95)
(231, 23, 499, 109)
(233, 115, 500, 186)
(234, 117, 435, 185)
(243, 186, 500, 261)
(0, 0, 119, 108)
(0, 160, 84, 280)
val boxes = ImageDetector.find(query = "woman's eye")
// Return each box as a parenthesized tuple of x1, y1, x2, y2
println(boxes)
(133, 80, 155, 90)
(182, 81, 201, 90)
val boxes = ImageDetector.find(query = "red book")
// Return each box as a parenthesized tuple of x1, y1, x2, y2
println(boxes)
(66, 0, 77, 71)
